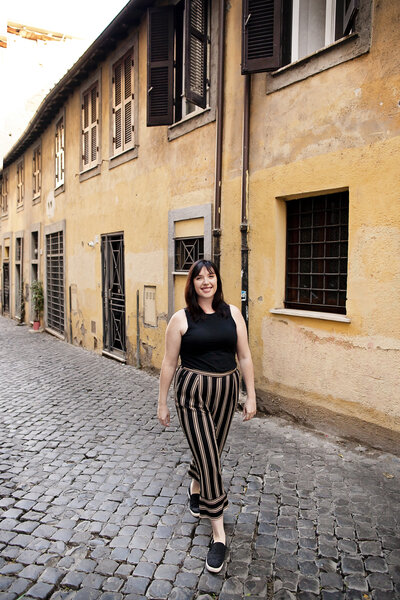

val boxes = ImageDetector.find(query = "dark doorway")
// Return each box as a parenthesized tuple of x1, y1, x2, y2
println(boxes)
(101, 232, 126, 359)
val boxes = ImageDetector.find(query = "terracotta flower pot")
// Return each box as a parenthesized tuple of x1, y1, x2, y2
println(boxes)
(33, 321, 40, 331)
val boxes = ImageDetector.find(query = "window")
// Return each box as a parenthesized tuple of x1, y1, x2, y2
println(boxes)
(55, 117, 65, 188)
(1, 171, 8, 215)
(285, 192, 349, 314)
(32, 145, 41, 200)
(147, 0, 210, 126)
(175, 236, 204, 271)
(82, 83, 99, 170)
(112, 50, 134, 155)
(242, 0, 359, 73)
(17, 160, 24, 207)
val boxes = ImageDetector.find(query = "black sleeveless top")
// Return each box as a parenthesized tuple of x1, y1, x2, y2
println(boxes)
(180, 307, 237, 373)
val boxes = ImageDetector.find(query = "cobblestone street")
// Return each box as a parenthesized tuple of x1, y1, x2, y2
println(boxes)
(0, 316, 399, 600)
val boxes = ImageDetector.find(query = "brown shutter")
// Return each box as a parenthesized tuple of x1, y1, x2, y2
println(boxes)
(343, 0, 359, 35)
(185, 0, 208, 109)
(147, 6, 174, 126)
(242, 0, 283, 74)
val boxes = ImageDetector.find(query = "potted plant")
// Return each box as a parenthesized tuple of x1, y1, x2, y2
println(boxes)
(30, 280, 44, 331)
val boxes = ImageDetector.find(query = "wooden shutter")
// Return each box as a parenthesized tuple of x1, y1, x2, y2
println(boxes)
(242, 0, 283, 74)
(90, 86, 98, 163)
(123, 53, 134, 148)
(185, 0, 208, 109)
(113, 62, 123, 151)
(343, 0, 359, 35)
(147, 6, 174, 126)
(82, 92, 90, 166)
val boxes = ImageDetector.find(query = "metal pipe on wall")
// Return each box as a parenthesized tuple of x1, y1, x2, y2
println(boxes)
(136, 289, 141, 369)
(212, 0, 226, 270)
(241, 73, 251, 329)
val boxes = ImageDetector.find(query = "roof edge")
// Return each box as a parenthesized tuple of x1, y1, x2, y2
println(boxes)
(3, 0, 153, 168)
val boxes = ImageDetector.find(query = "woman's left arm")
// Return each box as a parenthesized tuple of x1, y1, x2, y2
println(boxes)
(230, 305, 257, 421)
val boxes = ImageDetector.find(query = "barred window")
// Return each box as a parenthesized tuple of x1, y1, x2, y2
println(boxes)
(285, 191, 349, 314)
(175, 236, 204, 271)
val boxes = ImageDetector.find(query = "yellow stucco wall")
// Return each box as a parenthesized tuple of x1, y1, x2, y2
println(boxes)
(219, 0, 400, 433)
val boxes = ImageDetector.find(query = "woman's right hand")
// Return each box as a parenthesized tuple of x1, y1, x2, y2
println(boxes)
(157, 403, 170, 427)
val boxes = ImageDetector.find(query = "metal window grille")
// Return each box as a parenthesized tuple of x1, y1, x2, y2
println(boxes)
(46, 231, 64, 333)
(175, 236, 204, 271)
(285, 192, 349, 314)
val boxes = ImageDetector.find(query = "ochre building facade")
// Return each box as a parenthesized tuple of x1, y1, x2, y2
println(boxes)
(1, 0, 399, 452)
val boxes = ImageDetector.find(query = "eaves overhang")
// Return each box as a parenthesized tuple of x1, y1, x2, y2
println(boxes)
(3, 0, 154, 169)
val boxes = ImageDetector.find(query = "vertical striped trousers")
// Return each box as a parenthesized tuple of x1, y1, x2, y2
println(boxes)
(174, 365, 239, 520)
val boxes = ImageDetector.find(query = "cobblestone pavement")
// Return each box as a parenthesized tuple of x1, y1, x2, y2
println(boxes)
(0, 316, 399, 600)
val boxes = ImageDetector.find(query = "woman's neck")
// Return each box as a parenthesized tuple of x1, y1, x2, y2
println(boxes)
(198, 298, 215, 314)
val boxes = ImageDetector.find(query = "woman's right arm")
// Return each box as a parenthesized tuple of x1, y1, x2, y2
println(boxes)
(157, 310, 186, 427)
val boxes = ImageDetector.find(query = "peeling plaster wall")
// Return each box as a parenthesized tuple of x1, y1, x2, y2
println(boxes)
(261, 317, 400, 427)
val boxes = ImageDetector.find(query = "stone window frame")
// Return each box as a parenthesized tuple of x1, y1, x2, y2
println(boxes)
(168, 203, 212, 318)
(270, 189, 351, 324)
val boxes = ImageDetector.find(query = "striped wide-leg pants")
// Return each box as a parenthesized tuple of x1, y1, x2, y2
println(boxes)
(174, 365, 239, 520)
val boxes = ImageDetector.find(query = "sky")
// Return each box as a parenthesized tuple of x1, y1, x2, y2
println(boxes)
(0, 0, 130, 162)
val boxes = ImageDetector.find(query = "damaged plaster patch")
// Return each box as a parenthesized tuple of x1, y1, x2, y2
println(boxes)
(261, 316, 400, 418)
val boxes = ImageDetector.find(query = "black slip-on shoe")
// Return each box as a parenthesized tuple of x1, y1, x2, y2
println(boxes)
(206, 541, 226, 573)
(187, 485, 200, 518)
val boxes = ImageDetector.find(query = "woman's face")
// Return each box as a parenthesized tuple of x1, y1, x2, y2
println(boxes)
(193, 266, 218, 300)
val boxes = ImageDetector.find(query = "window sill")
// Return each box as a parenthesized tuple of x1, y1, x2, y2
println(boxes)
(266, 0, 372, 94)
(1, 213, 8, 219)
(45, 327, 65, 340)
(32, 195, 41, 205)
(79, 164, 101, 182)
(54, 184, 65, 197)
(17, 203, 24, 212)
(270, 307, 351, 323)
(109, 146, 138, 170)
(168, 106, 215, 142)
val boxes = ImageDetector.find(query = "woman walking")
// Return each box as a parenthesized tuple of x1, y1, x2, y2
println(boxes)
(157, 259, 256, 573)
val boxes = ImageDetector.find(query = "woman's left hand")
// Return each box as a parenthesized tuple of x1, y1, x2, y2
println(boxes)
(243, 396, 257, 421)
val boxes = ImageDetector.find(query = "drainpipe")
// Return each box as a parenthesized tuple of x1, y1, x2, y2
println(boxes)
(212, 0, 226, 270)
(241, 73, 250, 330)
(136, 289, 141, 368)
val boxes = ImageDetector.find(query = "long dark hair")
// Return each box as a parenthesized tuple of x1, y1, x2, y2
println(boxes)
(185, 259, 230, 321)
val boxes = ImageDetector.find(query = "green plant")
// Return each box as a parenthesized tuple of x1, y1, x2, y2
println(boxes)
(30, 280, 44, 321)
